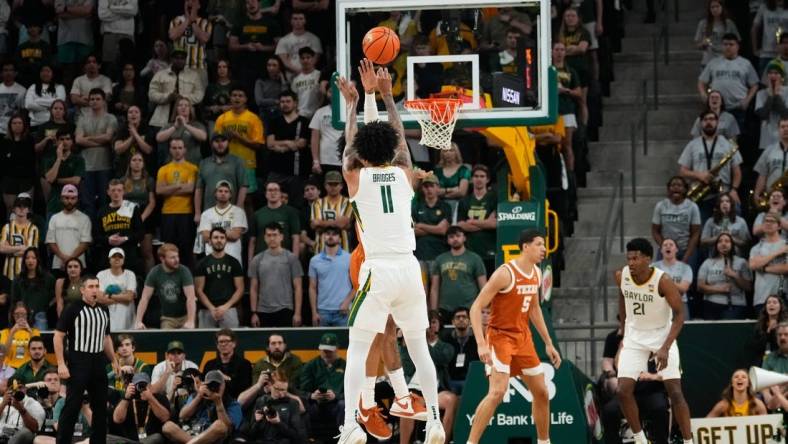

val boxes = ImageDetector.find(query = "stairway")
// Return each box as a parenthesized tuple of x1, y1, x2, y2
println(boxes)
(551, 0, 707, 375)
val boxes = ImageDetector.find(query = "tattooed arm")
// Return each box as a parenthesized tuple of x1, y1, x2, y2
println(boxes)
(376, 67, 412, 169)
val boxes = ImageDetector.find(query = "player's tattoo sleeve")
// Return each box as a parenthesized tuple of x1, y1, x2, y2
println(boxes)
(382, 93, 412, 168)
(342, 98, 360, 169)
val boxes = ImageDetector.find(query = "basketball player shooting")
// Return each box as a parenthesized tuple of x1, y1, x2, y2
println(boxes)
(335, 60, 445, 444)
(467, 229, 561, 444)
(615, 238, 694, 444)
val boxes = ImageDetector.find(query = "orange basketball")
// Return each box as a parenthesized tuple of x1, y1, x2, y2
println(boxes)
(362, 26, 400, 65)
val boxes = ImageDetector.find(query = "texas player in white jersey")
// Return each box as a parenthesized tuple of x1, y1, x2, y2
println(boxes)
(615, 238, 694, 444)
(335, 60, 445, 444)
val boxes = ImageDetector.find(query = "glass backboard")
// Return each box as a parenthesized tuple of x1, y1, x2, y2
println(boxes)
(332, 0, 556, 130)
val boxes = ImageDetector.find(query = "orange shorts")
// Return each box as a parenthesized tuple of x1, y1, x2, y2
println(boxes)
(350, 245, 365, 290)
(487, 328, 542, 376)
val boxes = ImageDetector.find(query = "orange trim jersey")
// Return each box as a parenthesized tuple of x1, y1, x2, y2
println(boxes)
(488, 260, 541, 337)
(486, 260, 542, 375)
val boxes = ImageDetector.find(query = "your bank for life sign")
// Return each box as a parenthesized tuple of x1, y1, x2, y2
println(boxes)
(691, 415, 784, 444)
(453, 361, 589, 443)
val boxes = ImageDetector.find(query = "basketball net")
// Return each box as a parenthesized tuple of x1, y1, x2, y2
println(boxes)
(404, 98, 463, 150)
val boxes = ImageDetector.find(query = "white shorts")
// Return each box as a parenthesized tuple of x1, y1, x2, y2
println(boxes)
(617, 326, 681, 380)
(348, 255, 429, 334)
(561, 113, 578, 129)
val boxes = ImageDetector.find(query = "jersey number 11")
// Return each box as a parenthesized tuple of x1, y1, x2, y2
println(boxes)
(380, 185, 394, 214)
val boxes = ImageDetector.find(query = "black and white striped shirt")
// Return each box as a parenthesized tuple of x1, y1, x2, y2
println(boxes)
(55, 301, 110, 354)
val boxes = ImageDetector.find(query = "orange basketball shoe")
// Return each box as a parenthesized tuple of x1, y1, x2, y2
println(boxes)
(389, 392, 428, 421)
(357, 401, 392, 440)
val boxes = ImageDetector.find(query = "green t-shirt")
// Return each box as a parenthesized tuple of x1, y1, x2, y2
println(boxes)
(412, 199, 451, 261)
(457, 191, 497, 261)
(45, 154, 86, 215)
(435, 164, 471, 189)
(121, 176, 154, 210)
(144, 264, 194, 318)
(252, 205, 301, 254)
(196, 154, 247, 209)
(556, 64, 580, 115)
(431, 250, 486, 311)
(763, 351, 788, 375)
(194, 254, 244, 307)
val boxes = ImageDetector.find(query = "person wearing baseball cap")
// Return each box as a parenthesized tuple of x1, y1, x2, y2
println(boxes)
(148, 42, 204, 129)
(96, 246, 138, 331)
(196, 180, 247, 265)
(194, 130, 249, 216)
(149, 340, 198, 398)
(47, 183, 91, 271)
(298, 333, 348, 439)
(162, 368, 243, 443)
(312, 170, 351, 252)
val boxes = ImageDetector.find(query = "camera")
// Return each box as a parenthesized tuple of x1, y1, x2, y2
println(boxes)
(318, 386, 327, 394)
(12, 390, 24, 402)
(264, 400, 278, 418)
(178, 375, 195, 391)
(206, 381, 221, 393)
(122, 372, 134, 385)
(134, 381, 148, 396)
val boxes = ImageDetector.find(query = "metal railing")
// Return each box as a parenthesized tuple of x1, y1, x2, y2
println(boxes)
(629, 80, 648, 202)
(650, 0, 672, 109)
(554, 323, 618, 377)
(590, 171, 625, 327)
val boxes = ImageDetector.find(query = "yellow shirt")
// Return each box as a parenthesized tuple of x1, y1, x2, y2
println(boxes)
(730, 399, 750, 416)
(214, 110, 265, 169)
(157, 161, 199, 214)
(0, 327, 42, 368)
(311, 196, 353, 251)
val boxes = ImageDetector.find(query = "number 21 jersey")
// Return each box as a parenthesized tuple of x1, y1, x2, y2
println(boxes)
(620, 266, 672, 330)
(351, 166, 416, 257)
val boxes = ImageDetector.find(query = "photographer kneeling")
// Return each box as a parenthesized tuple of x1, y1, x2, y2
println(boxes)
(0, 377, 45, 444)
(110, 373, 171, 444)
(238, 369, 305, 444)
(162, 370, 241, 443)
(31, 370, 62, 438)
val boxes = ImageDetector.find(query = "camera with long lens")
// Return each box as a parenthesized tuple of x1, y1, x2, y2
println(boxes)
(178, 369, 201, 392)
(206, 381, 221, 393)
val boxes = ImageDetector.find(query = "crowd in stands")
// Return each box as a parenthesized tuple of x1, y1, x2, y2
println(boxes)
(0, 0, 620, 442)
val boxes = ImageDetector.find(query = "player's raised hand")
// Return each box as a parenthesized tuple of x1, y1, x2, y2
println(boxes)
(335, 76, 359, 105)
(546, 344, 562, 369)
(376, 67, 392, 96)
(358, 58, 378, 93)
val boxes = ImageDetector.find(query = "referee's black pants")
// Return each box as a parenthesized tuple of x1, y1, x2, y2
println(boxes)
(57, 351, 109, 444)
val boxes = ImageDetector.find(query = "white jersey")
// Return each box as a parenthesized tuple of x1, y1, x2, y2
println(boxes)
(620, 266, 672, 330)
(351, 166, 415, 257)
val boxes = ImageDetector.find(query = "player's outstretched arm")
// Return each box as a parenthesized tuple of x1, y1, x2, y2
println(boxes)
(358, 58, 380, 124)
(376, 67, 412, 170)
(336, 76, 360, 172)
(529, 297, 561, 368)
(470, 265, 511, 365)
(655, 274, 684, 371)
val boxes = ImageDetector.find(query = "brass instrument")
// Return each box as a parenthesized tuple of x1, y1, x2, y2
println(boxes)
(751, 167, 788, 212)
(687, 140, 739, 202)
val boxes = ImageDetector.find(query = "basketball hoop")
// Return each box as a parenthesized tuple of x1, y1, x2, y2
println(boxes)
(404, 98, 463, 150)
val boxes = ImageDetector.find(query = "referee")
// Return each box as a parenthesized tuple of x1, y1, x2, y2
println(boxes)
(54, 275, 117, 444)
